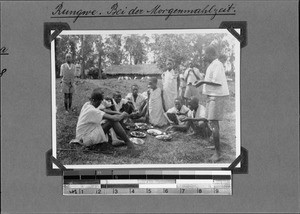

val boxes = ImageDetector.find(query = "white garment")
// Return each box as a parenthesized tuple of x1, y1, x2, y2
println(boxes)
(167, 105, 190, 114)
(162, 69, 178, 110)
(167, 105, 190, 125)
(60, 63, 75, 83)
(112, 98, 128, 112)
(125, 93, 146, 111)
(183, 67, 204, 84)
(98, 99, 113, 111)
(203, 59, 229, 96)
(75, 64, 81, 76)
(76, 102, 108, 146)
(149, 88, 168, 126)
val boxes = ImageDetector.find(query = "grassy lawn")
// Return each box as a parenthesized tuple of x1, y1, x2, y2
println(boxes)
(56, 78, 237, 166)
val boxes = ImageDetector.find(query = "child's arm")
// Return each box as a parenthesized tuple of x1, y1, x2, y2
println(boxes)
(103, 112, 128, 122)
(102, 109, 121, 115)
(161, 89, 167, 112)
(193, 80, 221, 88)
(177, 75, 180, 95)
(176, 110, 189, 116)
(182, 117, 208, 122)
(60, 65, 64, 83)
(60, 65, 64, 77)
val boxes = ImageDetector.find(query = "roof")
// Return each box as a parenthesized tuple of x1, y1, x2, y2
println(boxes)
(104, 64, 162, 75)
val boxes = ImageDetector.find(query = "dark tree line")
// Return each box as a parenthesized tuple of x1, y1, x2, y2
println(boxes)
(55, 33, 236, 78)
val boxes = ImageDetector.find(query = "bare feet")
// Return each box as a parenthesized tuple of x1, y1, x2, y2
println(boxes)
(69, 138, 84, 146)
(209, 152, 221, 162)
(111, 140, 126, 147)
(126, 141, 136, 150)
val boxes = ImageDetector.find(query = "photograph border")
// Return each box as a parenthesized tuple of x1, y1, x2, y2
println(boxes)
(51, 29, 241, 169)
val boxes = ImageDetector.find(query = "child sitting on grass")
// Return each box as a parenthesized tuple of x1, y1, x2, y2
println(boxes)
(96, 93, 125, 146)
(184, 96, 212, 138)
(72, 88, 136, 152)
(166, 97, 190, 125)
(165, 97, 191, 133)
(112, 91, 135, 115)
(125, 84, 147, 120)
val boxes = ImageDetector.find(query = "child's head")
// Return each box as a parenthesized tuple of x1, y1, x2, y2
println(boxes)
(174, 97, 183, 110)
(218, 54, 227, 64)
(187, 96, 199, 111)
(148, 77, 158, 89)
(65, 53, 72, 64)
(113, 91, 122, 104)
(166, 58, 174, 70)
(203, 46, 217, 63)
(90, 88, 104, 108)
(131, 84, 139, 96)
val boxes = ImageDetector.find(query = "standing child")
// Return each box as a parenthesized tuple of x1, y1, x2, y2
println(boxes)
(183, 62, 204, 101)
(60, 53, 75, 113)
(162, 58, 179, 111)
(193, 46, 229, 162)
(179, 73, 187, 105)
(148, 77, 168, 127)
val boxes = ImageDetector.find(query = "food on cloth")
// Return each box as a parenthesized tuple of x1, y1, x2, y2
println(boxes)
(155, 134, 172, 141)
(125, 124, 137, 130)
(130, 138, 145, 145)
(147, 129, 163, 136)
(135, 123, 153, 130)
(130, 131, 146, 138)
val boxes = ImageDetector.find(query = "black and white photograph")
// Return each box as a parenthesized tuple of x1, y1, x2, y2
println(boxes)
(51, 29, 240, 169)
(1, 0, 299, 212)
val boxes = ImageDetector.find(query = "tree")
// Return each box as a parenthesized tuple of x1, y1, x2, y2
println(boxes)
(94, 35, 105, 78)
(124, 34, 148, 65)
(150, 34, 190, 71)
(104, 34, 123, 65)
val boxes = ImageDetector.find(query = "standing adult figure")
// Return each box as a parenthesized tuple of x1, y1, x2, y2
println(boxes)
(183, 62, 204, 101)
(60, 53, 76, 113)
(194, 46, 229, 162)
(161, 58, 179, 111)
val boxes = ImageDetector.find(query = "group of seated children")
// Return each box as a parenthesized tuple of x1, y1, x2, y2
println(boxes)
(73, 77, 210, 151)
(165, 97, 211, 138)
(73, 88, 136, 151)
(99, 77, 210, 137)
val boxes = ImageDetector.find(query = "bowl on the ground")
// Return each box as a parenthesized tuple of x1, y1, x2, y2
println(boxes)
(130, 131, 147, 138)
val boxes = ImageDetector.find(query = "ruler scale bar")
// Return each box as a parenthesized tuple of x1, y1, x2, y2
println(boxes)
(63, 170, 232, 195)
